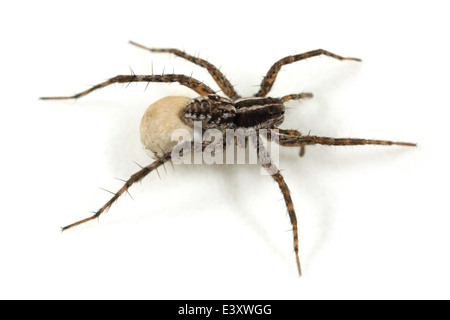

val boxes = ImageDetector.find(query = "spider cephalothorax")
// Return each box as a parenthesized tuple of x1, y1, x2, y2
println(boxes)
(41, 41, 415, 276)
(183, 94, 292, 130)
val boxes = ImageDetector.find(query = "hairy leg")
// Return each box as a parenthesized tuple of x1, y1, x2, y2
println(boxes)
(273, 129, 416, 147)
(61, 139, 227, 231)
(40, 74, 215, 100)
(257, 142, 302, 276)
(267, 128, 306, 157)
(130, 41, 240, 100)
(256, 49, 361, 97)
(277, 128, 307, 156)
(61, 154, 171, 231)
(281, 92, 313, 102)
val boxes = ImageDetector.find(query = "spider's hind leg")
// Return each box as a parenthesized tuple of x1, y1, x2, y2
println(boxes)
(61, 140, 225, 231)
(61, 154, 171, 231)
(129, 41, 240, 100)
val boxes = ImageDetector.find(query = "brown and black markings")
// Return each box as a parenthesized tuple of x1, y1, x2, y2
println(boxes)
(41, 42, 415, 276)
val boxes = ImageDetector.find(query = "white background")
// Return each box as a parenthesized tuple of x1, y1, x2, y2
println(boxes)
(1, 0, 448, 299)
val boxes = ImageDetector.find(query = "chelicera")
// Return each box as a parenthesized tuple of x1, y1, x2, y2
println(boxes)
(41, 41, 416, 275)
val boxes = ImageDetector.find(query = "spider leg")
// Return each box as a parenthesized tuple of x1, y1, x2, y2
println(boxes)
(257, 142, 302, 276)
(61, 154, 171, 231)
(280, 93, 312, 157)
(281, 92, 313, 102)
(129, 41, 240, 100)
(40, 74, 215, 100)
(270, 129, 417, 148)
(270, 128, 307, 157)
(255, 49, 361, 97)
(280, 93, 312, 155)
(61, 139, 224, 231)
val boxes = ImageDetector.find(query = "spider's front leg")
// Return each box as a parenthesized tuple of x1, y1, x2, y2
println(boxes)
(40, 74, 215, 100)
(270, 129, 417, 148)
(256, 49, 361, 97)
(257, 142, 302, 276)
(269, 128, 416, 157)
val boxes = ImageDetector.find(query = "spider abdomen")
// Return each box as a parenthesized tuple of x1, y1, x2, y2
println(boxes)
(182, 94, 236, 130)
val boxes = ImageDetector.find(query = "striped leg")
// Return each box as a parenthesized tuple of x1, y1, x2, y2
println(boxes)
(258, 142, 302, 276)
(130, 41, 240, 100)
(270, 128, 416, 148)
(278, 128, 307, 156)
(281, 92, 313, 102)
(61, 139, 226, 231)
(267, 128, 307, 157)
(61, 154, 171, 231)
(255, 49, 361, 97)
(40, 74, 215, 100)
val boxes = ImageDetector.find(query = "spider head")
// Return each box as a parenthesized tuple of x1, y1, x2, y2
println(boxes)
(234, 97, 285, 129)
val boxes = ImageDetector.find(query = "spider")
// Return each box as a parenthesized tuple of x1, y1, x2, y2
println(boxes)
(41, 41, 416, 276)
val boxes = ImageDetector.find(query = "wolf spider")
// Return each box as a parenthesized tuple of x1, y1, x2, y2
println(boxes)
(41, 41, 415, 276)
